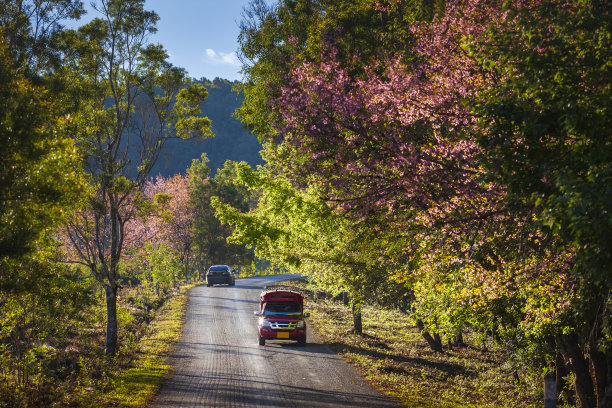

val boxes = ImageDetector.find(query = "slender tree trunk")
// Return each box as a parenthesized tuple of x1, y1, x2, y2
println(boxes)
(106, 200, 124, 356)
(204, 243, 212, 278)
(186, 250, 191, 284)
(198, 246, 205, 281)
(184, 242, 192, 284)
(352, 302, 362, 335)
(557, 334, 597, 408)
(557, 351, 574, 406)
(589, 313, 610, 407)
(105, 284, 118, 356)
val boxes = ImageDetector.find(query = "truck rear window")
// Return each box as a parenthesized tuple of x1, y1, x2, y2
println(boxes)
(263, 302, 301, 316)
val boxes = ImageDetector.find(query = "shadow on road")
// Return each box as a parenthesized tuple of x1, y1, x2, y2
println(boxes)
(152, 371, 400, 407)
(170, 341, 341, 361)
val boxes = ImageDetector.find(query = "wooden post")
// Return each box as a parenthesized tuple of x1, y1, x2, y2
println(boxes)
(544, 375, 557, 408)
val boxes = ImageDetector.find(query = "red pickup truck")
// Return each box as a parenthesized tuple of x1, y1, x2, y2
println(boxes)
(254, 288, 309, 346)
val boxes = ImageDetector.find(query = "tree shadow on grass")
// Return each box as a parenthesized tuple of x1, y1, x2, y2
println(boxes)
(329, 341, 475, 378)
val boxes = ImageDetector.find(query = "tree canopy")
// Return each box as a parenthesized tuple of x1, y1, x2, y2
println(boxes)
(216, 0, 612, 405)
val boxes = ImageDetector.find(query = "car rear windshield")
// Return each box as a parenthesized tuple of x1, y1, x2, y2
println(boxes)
(208, 266, 228, 273)
(262, 302, 301, 316)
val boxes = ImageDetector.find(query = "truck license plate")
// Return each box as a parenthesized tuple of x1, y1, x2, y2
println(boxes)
(277, 332, 289, 339)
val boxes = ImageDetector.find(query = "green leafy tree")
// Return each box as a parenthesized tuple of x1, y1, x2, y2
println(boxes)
(191, 159, 256, 272)
(212, 163, 404, 334)
(0, 244, 94, 404)
(0, 30, 84, 268)
(0, 27, 92, 404)
(146, 242, 182, 291)
(188, 154, 218, 278)
(236, 0, 321, 139)
(61, 0, 212, 356)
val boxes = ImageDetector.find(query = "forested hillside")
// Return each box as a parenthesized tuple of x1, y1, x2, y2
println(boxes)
(151, 78, 262, 176)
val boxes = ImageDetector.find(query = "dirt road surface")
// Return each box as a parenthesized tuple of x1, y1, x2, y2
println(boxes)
(150, 274, 401, 408)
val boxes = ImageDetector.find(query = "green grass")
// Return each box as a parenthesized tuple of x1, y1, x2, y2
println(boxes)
(272, 280, 540, 408)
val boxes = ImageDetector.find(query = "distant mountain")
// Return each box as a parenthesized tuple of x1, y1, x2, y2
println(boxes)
(151, 78, 263, 176)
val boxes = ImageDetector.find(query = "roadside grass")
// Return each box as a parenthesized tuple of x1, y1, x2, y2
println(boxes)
(272, 279, 539, 408)
(46, 283, 198, 408)
(98, 283, 195, 407)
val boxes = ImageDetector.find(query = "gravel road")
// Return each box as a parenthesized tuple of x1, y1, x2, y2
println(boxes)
(149, 274, 401, 408)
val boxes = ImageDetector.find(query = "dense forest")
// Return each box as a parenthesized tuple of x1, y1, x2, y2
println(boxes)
(152, 78, 263, 176)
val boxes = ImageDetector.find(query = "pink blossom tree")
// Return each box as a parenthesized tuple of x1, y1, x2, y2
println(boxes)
(142, 174, 195, 283)
(262, 0, 607, 403)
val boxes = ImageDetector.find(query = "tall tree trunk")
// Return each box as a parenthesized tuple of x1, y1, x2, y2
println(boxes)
(184, 242, 192, 284)
(105, 203, 121, 357)
(185, 249, 191, 284)
(198, 246, 205, 281)
(557, 333, 597, 408)
(105, 284, 118, 356)
(589, 311, 610, 407)
(352, 302, 362, 335)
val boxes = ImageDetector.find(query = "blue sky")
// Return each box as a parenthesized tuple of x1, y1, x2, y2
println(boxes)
(77, 0, 254, 81)
(144, 0, 250, 81)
